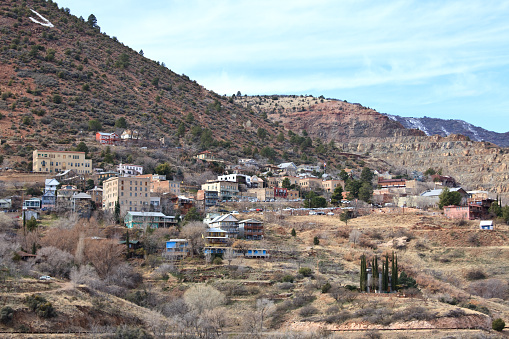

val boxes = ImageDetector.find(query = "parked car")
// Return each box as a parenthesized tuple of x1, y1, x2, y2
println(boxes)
(231, 211, 239, 215)
(327, 212, 334, 216)
(39, 275, 51, 281)
(309, 211, 317, 215)
(316, 211, 326, 215)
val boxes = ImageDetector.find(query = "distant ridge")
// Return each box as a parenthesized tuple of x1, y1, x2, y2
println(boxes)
(384, 114, 509, 147)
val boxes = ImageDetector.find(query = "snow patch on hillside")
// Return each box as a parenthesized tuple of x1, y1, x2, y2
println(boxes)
(440, 126, 450, 136)
(463, 121, 481, 141)
(29, 9, 54, 28)
(407, 118, 429, 135)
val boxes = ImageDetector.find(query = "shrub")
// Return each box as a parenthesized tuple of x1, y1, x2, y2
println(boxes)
(0, 306, 14, 324)
(298, 267, 312, 277)
(277, 282, 294, 290)
(299, 305, 318, 317)
(321, 282, 331, 293)
(465, 269, 486, 280)
(282, 274, 294, 283)
(213, 257, 223, 265)
(492, 318, 505, 331)
(52, 94, 62, 104)
(444, 308, 466, 318)
(25, 294, 56, 318)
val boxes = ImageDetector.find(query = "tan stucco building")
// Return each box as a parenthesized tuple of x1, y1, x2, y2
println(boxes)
(33, 150, 92, 174)
(102, 176, 151, 215)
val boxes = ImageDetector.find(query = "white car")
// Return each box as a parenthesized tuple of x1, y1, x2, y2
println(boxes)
(39, 275, 51, 280)
(231, 211, 239, 215)
(309, 211, 317, 215)
(327, 212, 334, 216)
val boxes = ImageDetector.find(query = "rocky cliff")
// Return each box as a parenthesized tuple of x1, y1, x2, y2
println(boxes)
(340, 134, 509, 195)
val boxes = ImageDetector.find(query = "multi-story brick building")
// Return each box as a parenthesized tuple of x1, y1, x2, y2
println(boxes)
(33, 150, 92, 174)
(102, 176, 151, 215)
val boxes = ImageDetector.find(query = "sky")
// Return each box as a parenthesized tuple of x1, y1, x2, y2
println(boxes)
(53, 0, 509, 133)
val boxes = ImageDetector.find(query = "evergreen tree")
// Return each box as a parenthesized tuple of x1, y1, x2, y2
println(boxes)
(87, 14, 98, 27)
(438, 187, 462, 209)
(291, 228, 296, 237)
(360, 254, 367, 292)
(114, 199, 120, 224)
(313, 236, 320, 246)
(330, 185, 344, 206)
(391, 252, 398, 291)
(281, 178, 292, 189)
(371, 256, 378, 292)
(383, 253, 389, 292)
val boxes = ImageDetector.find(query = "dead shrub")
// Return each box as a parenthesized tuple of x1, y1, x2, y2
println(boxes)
(277, 282, 294, 290)
(468, 279, 508, 299)
(335, 227, 351, 239)
(465, 269, 487, 281)
(467, 233, 481, 246)
(444, 308, 466, 318)
(359, 236, 377, 249)
(299, 305, 319, 317)
(391, 306, 437, 322)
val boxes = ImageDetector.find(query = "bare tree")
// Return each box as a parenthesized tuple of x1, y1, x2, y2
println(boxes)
(0, 213, 18, 232)
(256, 298, 275, 331)
(36, 246, 74, 278)
(180, 221, 206, 257)
(224, 247, 235, 267)
(184, 284, 226, 314)
(83, 239, 125, 278)
(349, 229, 361, 245)
(70, 264, 99, 288)
(144, 310, 171, 338)
(204, 251, 212, 265)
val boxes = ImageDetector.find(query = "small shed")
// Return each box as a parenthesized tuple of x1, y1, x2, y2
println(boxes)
(479, 220, 494, 230)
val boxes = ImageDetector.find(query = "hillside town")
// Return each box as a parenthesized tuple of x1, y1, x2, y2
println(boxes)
(0, 145, 502, 263)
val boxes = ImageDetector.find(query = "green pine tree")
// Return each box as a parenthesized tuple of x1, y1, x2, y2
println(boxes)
(371, 256, 378, 292)
(360, 255, 367, 292)
(391, 252, 398, 291)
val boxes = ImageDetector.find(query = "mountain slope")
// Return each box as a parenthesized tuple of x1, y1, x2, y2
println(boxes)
(235, 95, 425, 142)
(384, 114, 509, 147)
(0, 1, 279, 153)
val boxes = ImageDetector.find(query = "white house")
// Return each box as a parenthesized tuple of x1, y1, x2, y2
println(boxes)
(117, 163, 143, 176)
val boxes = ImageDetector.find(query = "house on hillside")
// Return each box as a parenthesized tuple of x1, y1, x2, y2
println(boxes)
(96, 132, 120, 145)
(203, 228, 229, 254)
(124, 211, 177, 229)
(121, 129, 140, 141)
(0, 198, 12, 210)
(209, 214, 239, 238)
(117, 163, 143, 176)
(41, 178, 60, 210)
(238, 219, 264, 240)
(71, 193, 92, 218)
(165, 239, 190, 259)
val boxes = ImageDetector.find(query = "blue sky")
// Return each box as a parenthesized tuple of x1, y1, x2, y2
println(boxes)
(54, 0, 509, 133)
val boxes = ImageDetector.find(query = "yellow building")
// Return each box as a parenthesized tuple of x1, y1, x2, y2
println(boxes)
(102, 177, 151, 215)
(33, 150, 92, 174)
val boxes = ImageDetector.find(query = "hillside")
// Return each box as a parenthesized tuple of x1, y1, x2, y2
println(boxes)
(0, 1, 282, 158)
(2, 210, 509, 337)
(384, 114, 509, 147)
(235, 95, 425, 142)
